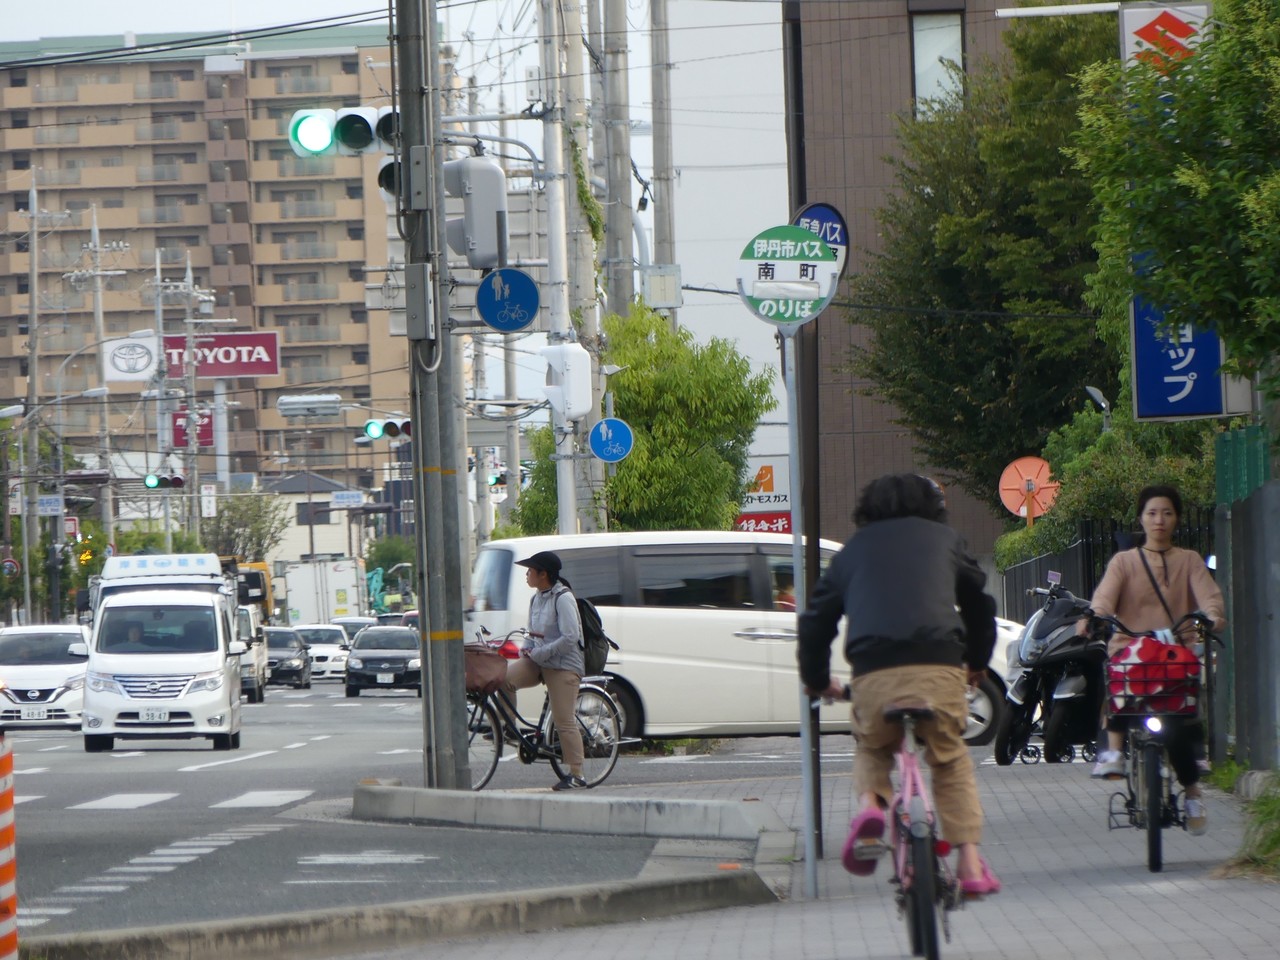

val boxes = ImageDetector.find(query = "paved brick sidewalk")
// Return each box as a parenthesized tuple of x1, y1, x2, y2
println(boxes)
(335, 748, 1277, 960)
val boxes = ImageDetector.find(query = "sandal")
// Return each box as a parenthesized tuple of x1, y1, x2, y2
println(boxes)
(840, 808, 886, 876)
(959, 860, 1001, 897)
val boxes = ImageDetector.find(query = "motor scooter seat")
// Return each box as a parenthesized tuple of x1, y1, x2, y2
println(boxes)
(882, 698, 935, 723)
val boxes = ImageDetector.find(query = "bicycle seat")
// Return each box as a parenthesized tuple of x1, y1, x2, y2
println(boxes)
(882, 698, 935, 723)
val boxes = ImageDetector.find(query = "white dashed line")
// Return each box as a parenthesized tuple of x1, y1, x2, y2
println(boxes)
(68, 793, 178, 810)
(210, 790, 313, 808)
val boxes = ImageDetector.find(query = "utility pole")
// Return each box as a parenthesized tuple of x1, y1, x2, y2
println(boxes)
(650, 0, 677, 324)
(540, 0, 580, 535)
(183, 256, 201, 539)
(23, 184, 40, 624)
(604, 0, 636, 310)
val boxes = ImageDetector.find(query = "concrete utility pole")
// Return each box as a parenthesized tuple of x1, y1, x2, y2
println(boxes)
(23, 184, 40, 624)
(603, 0, 636, 310)
(650, 0, 678, 310)
(540, 0, 580, 535)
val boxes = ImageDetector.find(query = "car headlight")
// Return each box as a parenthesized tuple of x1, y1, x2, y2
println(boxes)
(333, 654, 348, 664)
(187, 671, 224, 693)
(348, 657, 364, 669)
(282, 658, 302, 669)
(87, 672, 126, 696)
(65, 675, 86, 692)
(408, 658, 421, 670)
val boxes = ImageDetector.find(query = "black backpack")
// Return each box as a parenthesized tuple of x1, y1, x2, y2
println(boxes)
(575, 597, 619, 675)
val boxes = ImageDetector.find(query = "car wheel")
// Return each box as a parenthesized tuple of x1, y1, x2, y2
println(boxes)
(84, 734, 114, 753)
(607, 680, 643, 740)
(962, 674, 1003, 747)
(417, 685, 423, 698)
(230, 731, 241, 750)
(345, 685, 360, 698)
(212, 733, 233, 750)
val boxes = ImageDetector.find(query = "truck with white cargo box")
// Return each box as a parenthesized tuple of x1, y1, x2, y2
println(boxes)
(72, 554, 246, 752)
(283, 557, 368, 626)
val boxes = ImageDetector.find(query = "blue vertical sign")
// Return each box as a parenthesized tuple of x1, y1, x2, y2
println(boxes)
(1131, 296, 1225, 419)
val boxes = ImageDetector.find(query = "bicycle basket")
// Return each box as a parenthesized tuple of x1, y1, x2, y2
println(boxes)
(464, 645, 508, 696)
(1106, 636, 1201, 716)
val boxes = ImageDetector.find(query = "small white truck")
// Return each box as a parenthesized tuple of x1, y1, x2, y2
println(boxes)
(283, 557, 368, 626)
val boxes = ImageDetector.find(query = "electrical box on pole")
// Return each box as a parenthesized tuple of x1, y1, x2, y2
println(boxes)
(541, 342, 594, 421)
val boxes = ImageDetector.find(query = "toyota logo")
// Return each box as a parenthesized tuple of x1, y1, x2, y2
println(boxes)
(380, 662, 391, 669)
(147, 681, 162, 694)
(26, 690, 39, 701)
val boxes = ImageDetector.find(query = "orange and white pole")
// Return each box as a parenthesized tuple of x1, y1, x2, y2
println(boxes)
(0, 734, 16, 960)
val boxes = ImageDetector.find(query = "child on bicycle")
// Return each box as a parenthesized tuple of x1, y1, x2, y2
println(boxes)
(1081, 484, 1225, 834)
(505, 550, 588, 791)
(798, 473, 1001, 896)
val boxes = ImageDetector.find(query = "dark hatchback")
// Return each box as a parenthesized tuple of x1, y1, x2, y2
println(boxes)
(344, 626, 421, 697)
(265, 627, 313, 689)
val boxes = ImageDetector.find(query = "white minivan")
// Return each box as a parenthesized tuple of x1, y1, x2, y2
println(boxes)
(466, 531, 850, 739)
(77, 588, 245, 752)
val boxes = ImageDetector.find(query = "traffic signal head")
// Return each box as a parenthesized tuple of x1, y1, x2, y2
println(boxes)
(334, 107, 377, 154)
(145, 473, 185, 489)
(541, 342, 594, 421)
(443, 156, 508, 270)
(363, 418, 411, 440)
(287, 109, 337, 157)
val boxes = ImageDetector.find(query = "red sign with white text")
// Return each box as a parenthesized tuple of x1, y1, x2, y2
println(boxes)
(734, 512, 791, 535)
(173, 409, 214, 448)
(163, 331, 281, 379)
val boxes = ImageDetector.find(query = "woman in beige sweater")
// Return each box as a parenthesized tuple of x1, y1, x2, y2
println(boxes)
(1083, 485, 1225, 834)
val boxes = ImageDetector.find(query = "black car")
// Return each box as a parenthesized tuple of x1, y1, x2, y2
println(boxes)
(265, 627, 312, 689)
(344, 626, 421, 697)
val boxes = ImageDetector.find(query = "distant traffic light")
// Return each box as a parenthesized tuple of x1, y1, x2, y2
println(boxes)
(487, 472, 508, 487)
(363, 419, 411, 440)
(145, 473, 185, 489)
(287, 106, 399, 159)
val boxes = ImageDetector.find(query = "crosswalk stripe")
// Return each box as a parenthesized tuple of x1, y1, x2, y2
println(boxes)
(68, 793, 178, 810)
(209, 790, 313, 808)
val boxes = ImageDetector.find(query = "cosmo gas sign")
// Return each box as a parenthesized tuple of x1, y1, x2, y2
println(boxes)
(163, 331, 281, 379)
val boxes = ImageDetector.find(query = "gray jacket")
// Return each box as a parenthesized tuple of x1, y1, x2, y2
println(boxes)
(525, 584, 585, 674)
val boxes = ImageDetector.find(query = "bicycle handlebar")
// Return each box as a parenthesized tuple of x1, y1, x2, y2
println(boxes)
(1088, 610, 1222, 647)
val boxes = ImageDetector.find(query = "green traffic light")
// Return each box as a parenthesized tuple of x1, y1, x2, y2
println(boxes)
(364, 419, 386, 440)
(291, 113, 335, 155)
(145, 474, 160, 489)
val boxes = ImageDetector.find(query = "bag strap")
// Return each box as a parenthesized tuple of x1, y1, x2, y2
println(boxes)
(1137, 548, 1177, 628)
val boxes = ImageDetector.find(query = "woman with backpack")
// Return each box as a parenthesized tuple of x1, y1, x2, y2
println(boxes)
(506, 550, 587, 790)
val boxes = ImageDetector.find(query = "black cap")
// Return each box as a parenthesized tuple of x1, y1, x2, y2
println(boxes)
(516, 550, 562, 580)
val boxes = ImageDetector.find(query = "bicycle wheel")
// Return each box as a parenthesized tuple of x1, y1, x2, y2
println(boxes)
(466, 697, 502, 791)
(548, 685, 620, 787)
(1144, 741, 1163, 872)
(904, 832, 940, 960)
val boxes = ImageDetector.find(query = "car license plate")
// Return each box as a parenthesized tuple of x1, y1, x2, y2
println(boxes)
(20, 706, 48, 720)
(141, 707, 170, 723)
(377, 673, 394, 684)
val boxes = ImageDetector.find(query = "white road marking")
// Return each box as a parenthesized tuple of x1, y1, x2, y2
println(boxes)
(18, 907, 73, 915)
(130, 855, 199, 864)
(37, 744, 70, 752)
(377, 748, 418, 755)
(59, 884, 129, 893)
(179, 751, 276, 771)
(297, 850, 439, 866)
(14, 768, 49, 775)
(210, 790, 312, 808)
(16, 918, 49, 928)
(68, 793, 178, 810)
(284, 703, 315, 709)
(283, 742, 309, 749)
(106, 865, 177, 873)
(170, 840, 235, 847)
(309, 735, 332, 741)
(14, 796, 43, 804)
(111, 752, 147, 758)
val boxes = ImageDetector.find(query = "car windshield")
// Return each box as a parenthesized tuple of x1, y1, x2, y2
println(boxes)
(333, 620, 373, 641)
(97, 608, 218, 654)
(295, 628, 345, 645)
(354, 629, 418, 651)
(266, 630, 303, 651)
(0, 631, 86, 665)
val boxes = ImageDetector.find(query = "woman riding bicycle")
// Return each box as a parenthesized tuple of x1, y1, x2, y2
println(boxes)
(1082, 484, 1225, 834)
(798, 473, 1001, 896)
(505, 550, 588, 791)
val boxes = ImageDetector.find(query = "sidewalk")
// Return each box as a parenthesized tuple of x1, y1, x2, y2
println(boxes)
(334, 753, 1276, 960)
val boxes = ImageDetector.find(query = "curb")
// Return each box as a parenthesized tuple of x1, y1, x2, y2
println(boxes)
(20, 872, 777, 960)
(1235, 770, 1278, 802)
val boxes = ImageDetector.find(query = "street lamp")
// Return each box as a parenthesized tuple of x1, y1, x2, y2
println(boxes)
(2, 386, 109, 624)
(1085, 385, 1112, 433)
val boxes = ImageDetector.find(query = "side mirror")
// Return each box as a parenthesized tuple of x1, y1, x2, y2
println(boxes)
(69, 641, 89, 658)
(228, 640, 248, 656)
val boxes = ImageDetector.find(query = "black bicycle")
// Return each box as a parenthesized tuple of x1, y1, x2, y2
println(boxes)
(464, 630, 623, 790)
(1093, 611, 1219, 872)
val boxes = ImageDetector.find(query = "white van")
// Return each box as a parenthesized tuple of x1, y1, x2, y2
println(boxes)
(76, 554, 245, 752)
(466, 531, 848, 739)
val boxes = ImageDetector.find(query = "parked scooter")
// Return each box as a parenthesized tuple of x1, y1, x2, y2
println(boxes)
(993, 571, 1108, 766)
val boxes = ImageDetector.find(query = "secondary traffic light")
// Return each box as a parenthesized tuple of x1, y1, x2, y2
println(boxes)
(443, 156, 508, 269)
(363, 418, 411, 440)
(145, 473, 185, 489)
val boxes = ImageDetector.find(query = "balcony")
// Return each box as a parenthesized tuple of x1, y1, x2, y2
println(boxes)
(283, 283, 339, 302)
(135, 80, 179, 100)
(207, 139, 249, 163)
(137, 164, 182, 182)
(280, 156, 336, 177)
(257, 279, 363, 307)
(255, 198, 365, 224)
(209, 262, 253, 288)
(135, 120, 181, 141)
(33, 84, 79, 103)
(34, 168, 81, 186)
(275, 76, 332, 95)
(281, 200, 337, 219)
(141, 248, 189, 265)
(208, 220, 251, 246)
(209, 180, 250, 205)
(283, 324, 341, 343)
(35, 126, 79, 145)
(281, 241, 337, 260)
(285, 366, 342, 386)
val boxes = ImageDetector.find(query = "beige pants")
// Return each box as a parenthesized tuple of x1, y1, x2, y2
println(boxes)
(850, 664, 983, 845)
(503, 657, 584, 771)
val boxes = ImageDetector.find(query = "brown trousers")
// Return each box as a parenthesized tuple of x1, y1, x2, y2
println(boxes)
(850, 664, 983, 845)
(503, 656, 584, 770)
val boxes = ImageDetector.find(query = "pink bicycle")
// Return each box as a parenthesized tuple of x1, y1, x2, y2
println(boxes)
(855, 697, 964, 960)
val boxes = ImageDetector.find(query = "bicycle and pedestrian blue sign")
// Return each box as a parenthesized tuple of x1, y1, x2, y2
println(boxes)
(588, 418, 634, 464)
(475, 267, 539, 333)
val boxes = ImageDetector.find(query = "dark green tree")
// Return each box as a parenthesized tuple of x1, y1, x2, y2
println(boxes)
(198, 494, 292, 561)
(848, 14, 1119, 512)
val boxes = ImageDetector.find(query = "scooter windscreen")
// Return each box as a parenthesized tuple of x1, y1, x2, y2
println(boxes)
(1018, 597, 1088, 665)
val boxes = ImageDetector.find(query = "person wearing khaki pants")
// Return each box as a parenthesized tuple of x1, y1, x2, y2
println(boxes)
(504, 550, 586, 790)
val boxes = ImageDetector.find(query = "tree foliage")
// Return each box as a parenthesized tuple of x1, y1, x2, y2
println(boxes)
(512, 305, 777, 534)
(1073, 0, 1280, 398)
(847, 15, 1119, 512)
(198, 494, 291, 561)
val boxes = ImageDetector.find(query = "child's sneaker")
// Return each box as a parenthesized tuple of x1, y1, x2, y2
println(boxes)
(1185, 796, 1208, 835)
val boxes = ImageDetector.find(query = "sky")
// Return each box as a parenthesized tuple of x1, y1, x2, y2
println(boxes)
(8, 1, 793, 454)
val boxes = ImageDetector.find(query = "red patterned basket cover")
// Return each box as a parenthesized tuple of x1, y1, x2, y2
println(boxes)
(1106, 635, 1202, 716)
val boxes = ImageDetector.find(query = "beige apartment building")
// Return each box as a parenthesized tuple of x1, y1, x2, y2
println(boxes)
(0, 26, 406, 519)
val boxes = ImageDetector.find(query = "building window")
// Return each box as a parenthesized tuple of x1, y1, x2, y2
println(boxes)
(911, 12, 963, 110)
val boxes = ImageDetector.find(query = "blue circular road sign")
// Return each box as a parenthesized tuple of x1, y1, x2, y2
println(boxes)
(475, 267, 539, 333)
(589, 418, 634, 464)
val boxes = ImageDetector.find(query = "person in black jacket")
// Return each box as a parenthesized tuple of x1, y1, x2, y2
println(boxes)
(798, 473, 1000, 896)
